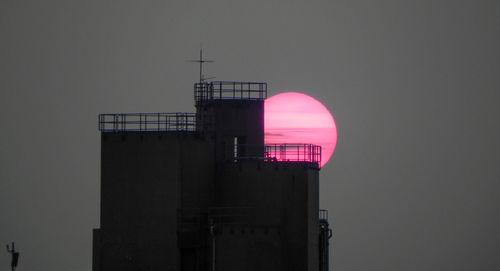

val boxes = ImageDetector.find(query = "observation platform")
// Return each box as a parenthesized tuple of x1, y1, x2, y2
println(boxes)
(194, 81, 267, 105)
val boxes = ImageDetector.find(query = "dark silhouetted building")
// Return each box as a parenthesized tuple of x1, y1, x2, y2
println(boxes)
(93, 81, 332, 271)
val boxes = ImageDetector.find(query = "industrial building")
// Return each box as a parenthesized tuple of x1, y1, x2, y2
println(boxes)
(92, 80, 332, 271)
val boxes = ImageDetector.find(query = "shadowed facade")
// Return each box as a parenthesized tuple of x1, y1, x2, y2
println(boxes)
(93, 81, 332, 271)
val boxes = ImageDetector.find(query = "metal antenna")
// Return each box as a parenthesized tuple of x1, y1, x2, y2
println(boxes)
(189, 45, 214, 83)
(6, 242, 19, 271)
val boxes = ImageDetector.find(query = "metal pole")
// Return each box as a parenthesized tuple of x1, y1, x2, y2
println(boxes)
(210, 219, 216, 271)
(199, 49, 202, 83)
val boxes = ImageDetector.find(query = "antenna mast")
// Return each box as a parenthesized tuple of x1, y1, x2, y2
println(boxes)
(190, 46, 214, 83)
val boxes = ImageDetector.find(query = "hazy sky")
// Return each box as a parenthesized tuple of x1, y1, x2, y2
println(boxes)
(1, 1, 499, 270)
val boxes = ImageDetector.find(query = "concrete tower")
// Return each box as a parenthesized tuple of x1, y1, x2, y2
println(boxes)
(93, 80, 332, 271)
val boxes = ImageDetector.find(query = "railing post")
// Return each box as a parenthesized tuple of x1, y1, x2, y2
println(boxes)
(294, 145, 297, 161)
(113, 115, 118, 131)
(139, 114, 142, 131)
(319, 146, 322, 166)
(122, 114, 125, 131)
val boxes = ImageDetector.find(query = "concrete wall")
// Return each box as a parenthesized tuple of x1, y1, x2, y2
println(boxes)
(196, 100, 264, 161)
(307, 168, 320, 271)
(213, 161, 320, 271)
(94, 132, 214, 271)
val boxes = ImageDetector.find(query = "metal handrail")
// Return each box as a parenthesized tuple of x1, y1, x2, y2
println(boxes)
(230, 143, 321, 166)
(98, 113, 196, 132)
(194, 81, 267, 103)
(264, 144, 322, 165)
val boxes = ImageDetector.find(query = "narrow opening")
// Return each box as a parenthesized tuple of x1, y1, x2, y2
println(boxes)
(233, 136, 238, 161)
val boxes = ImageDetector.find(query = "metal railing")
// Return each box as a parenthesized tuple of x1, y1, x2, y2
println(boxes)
(98, 113, 196, 132)
(264, 144, 322, 165)
(229, 143, 321, 166)
(194, 81, 267, 104)
(319, 209, 329, 221)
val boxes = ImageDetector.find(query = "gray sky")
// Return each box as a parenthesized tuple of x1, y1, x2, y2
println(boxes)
(1, 1, 499, 270)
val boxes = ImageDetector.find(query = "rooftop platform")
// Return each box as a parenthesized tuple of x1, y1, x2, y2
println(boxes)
(98, 113, 196, 132)
(232, 143, 322, 168)
(194, 81, 267, 105)
(264, 144, 322, 166)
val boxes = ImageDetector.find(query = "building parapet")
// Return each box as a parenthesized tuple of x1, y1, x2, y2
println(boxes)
(98, 113, 196, 132)
(194, 81, 267, 104)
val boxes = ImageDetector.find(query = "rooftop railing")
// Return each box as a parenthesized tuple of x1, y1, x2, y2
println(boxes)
(194, 81, 267, 104)
(231, 143, 321, 167)
(98, 113, 196, 132)
(264, 144, 322, 166)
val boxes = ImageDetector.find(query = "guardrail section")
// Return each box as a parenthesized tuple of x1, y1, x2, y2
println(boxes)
(264, 144, 322, 165)
(98, 113, 196, 132)
(195, 81, 267, 104)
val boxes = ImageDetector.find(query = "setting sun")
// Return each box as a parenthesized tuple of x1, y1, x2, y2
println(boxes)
(265, 92, 337, 167)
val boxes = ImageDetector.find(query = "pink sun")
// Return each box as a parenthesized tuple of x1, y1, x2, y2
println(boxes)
(264, 92, 337, 168)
